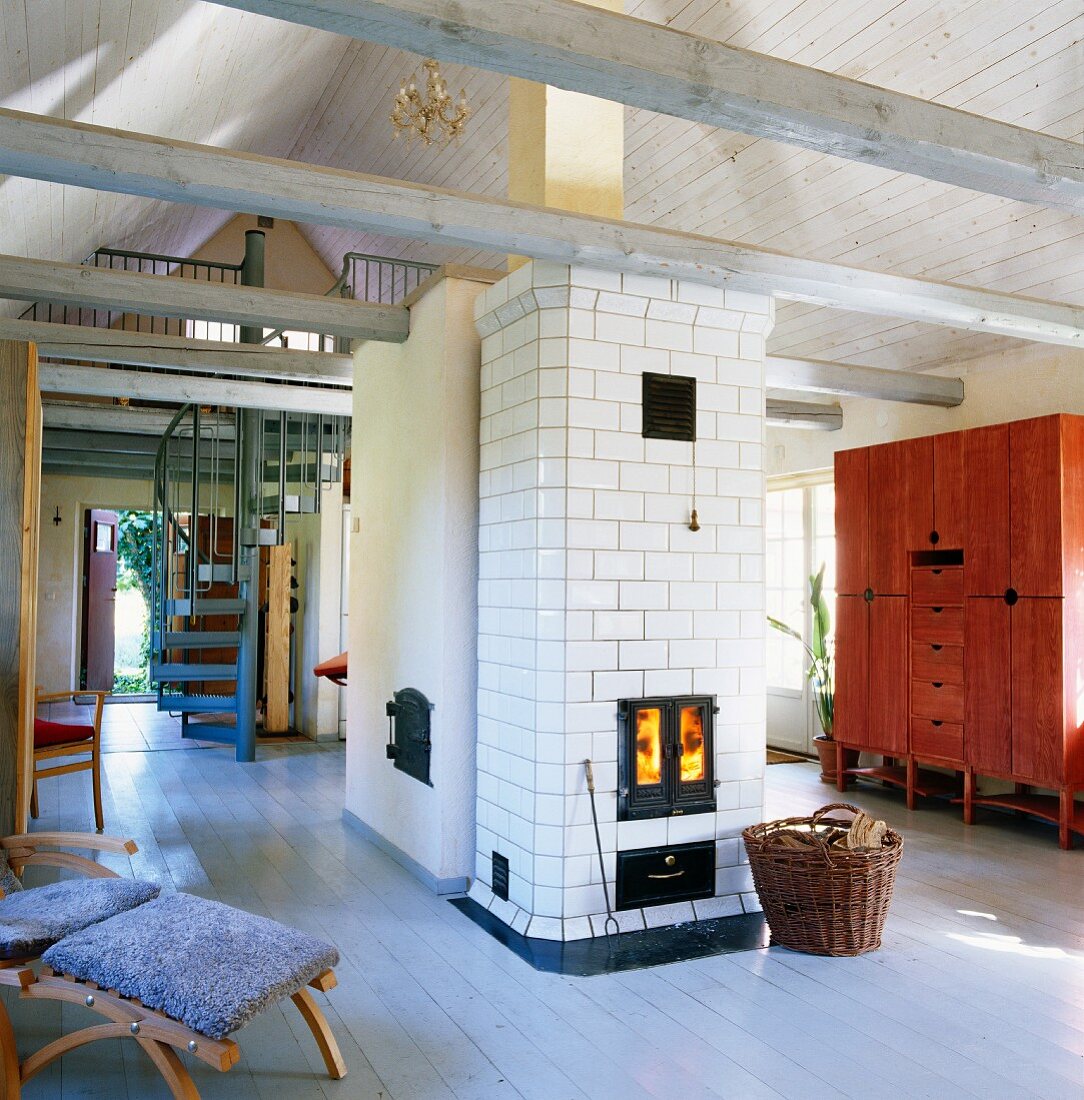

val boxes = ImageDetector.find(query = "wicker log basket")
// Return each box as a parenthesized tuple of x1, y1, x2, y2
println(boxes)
(743, 802, 904, 956)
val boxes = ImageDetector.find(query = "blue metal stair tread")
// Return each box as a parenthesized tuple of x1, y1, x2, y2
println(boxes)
(165, 598, 246, 616)
(153, 663, 237, 682)
(160, 695, 238, 714)
(160, 631, 241, 649)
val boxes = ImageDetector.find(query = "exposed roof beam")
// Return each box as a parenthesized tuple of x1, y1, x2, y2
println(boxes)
(212, 0, 1083, 212)
(0, 318, 353, 382)
(38, 363, 352, 417)
(0, 254, 408, 341)
(765, 356, 964, 407)
(42, 402, 235, 437)
(0, 112, 1078, 346)
(766, 399, 842, 431)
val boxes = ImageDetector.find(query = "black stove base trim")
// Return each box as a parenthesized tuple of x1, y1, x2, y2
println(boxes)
(449, 897, 769, 976)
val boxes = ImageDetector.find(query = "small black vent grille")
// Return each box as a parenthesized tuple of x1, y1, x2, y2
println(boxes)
(491, 851, 510, 901)
(642, 372, 696, 441)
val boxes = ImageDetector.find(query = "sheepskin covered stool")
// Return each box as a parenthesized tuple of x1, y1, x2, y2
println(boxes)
(23, 892, 347, 1097)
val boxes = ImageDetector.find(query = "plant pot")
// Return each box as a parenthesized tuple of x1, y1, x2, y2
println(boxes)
(814, 735, 859, 786)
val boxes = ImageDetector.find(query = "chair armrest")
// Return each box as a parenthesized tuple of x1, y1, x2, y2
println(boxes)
(34, 690, 111, 705)
(1, 832, 138, 856)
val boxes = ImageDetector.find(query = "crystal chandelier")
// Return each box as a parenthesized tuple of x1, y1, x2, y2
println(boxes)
(391, 59, 470, 146)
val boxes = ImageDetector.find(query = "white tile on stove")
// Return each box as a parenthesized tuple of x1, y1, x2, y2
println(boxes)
(643, 901, 696, 929)
(692, 895, 743, 921)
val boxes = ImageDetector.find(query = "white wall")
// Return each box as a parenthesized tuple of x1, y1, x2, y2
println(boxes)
(769, 345, 1084, 476)
(36, 473, 155, 693)
(346, 272, 488, 888)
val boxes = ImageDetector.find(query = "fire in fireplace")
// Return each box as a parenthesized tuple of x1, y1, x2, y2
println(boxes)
(617, 696, 718, 820)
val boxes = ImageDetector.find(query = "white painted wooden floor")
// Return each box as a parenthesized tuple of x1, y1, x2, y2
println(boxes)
(11, 741, 1084, 1099)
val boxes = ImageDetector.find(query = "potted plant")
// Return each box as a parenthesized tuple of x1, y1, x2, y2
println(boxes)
(767, 564, 856, 783)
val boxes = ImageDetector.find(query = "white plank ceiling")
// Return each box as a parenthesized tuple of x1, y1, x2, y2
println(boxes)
(1, 0, 1081, 369)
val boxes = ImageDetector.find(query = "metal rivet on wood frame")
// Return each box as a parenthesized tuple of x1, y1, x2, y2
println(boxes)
(130, 1022, 140, 1035)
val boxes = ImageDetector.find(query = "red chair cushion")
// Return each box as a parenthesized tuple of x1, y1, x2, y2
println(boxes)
(34, 718, 94, 749)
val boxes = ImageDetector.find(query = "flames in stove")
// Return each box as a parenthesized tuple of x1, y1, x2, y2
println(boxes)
(679, 705, 705, 782)
(636, 707, 662, 785)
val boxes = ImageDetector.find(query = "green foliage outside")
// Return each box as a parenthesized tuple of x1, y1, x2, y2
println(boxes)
(114, 510, 158, 695)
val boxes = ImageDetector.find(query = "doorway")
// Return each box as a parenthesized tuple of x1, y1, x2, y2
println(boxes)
(79, 509, 156, 696)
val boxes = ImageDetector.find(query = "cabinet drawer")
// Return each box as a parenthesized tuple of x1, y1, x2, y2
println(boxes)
(910, 605, 964, 645)
(911, 567, 963, 606)
(911, 679, 965, 722)
(911, 642, 964, 683)
(910, 718, 963, 761)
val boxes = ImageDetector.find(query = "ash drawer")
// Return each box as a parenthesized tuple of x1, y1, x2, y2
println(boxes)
(911, 567, 964, 606)
(911, 605, 964, 645)
(910, 718, 964, 762)
(615, 841, 715, 912)
(911, 642, 964, 683)
(911, 679, 965, 723)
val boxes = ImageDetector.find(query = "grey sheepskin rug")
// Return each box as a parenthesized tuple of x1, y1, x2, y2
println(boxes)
(43, 892, 340, 1040)
(0, 878, 160, 959)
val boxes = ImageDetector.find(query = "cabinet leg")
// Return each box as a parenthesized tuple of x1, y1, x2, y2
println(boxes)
(835, 740, 847, 793)
(905, 756, 917, 811)
(1059, 789, 1073, 850)
(1014, 782, 1028, 818)
(963, 770, 975, 826)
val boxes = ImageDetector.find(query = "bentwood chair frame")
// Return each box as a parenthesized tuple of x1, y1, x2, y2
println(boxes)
(31, 690, 108, 833)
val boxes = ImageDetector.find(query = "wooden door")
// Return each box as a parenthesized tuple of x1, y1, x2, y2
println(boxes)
(1011, 598, 1065, 785)
(833, 595, 868, 747)
(834, 447, 868, 595)
(1010, 416, 1063, 596)
(933, 431, 965, 550)
(80, 509, 118, 691)
(964, 424, 1010, 596)
(869, 437, 933, 595)
(965, 597, 1011, 774)
(869, 596, 909, 754)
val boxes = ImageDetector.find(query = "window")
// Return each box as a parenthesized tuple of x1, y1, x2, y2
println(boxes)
(766, 477, 836, 694)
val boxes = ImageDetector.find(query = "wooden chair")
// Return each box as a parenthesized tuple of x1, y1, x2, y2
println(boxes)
(31, 690, 108, 833)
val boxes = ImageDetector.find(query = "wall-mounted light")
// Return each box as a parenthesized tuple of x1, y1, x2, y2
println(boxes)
(52, 506, 62, 527)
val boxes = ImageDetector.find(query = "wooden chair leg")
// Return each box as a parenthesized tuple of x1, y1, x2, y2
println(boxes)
(0, 999, 21, 1100)
(91, 749, 104, 833)
(28, 780, 37, 822)
(291, 987, 347, 1081)
(136, 1038, 200, 1100)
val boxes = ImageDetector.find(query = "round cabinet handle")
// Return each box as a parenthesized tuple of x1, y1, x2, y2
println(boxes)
(929, 530, 940, 544)
(1004, 588, 1018, 606)
(863, 587, 874, 603)
(931, 644, 943, 651)
(932, 720, 943, 727)
(932, 569, 942, 575)
(932, 606, 943, 614)
(933, 682, 944, 688)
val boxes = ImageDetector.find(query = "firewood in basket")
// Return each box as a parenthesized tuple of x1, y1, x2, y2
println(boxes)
(845, 812, 888, 850)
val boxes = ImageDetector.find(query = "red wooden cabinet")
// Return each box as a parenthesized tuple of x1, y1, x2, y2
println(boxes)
(833, 414, 1084, 846)
(933, 431, 965, 550)
(868, 438, 933, 595)
(834, 596, 869, 747)
(834, 447, 868, 596)
(1010, 417, 1063, 597)
(964, 425, 1009, 596)
(964, 597, 1011, 774)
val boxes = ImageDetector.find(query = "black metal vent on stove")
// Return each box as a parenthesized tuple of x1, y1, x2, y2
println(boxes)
(642, 372, 696, 441)
(491, 852, 510, 901)
(385, 687, 433, 786)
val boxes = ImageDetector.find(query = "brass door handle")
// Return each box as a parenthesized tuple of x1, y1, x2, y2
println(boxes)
(648, 870, 685, 880)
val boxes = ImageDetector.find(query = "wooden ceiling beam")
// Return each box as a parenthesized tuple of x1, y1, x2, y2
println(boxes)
(765, 399, 842, 431)
(38, 363, 352, 417)
(0, 317, 353, 382)
(0, 254, 408, 341)
(765, 356, 964, 407)
(211, 0, 1084, 212)
(42, 402, 235, 437)
(0, 111, 1079, 345)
